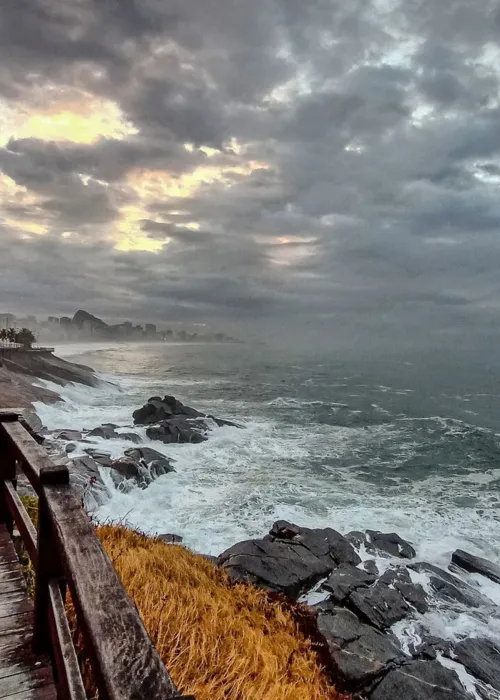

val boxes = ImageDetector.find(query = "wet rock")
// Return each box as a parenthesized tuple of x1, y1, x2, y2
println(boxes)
(409, 562, 494, 609)
(218, 538, 337, 598)
(363, 560, 379, 576)
(349, 580, 410, 630)
(158, 534, 183, 544)
(369, 659, 469, 700)
(269, 520, 301, 540)
(452, 638, 500, 691)
(452, 549, 500, 586)
(346, 530, 416, 559)
(54, 429, 83, 441)
(379, 566, 428, 613)
(88, 425, 119, 440)
(110, 455, 175, 489)
(116, 431, 142, 444)
(124, 446, 169, 464)
(65, 442, 77, 454)
(297, 528, 361, 567)
(149, 459, 176, 478)
(146, 417, 208, 444)
(69, 456, 109, 510)
(84, 449, 113, 468)
(315, 605, 404, 687)
(323, 565, 376, 604)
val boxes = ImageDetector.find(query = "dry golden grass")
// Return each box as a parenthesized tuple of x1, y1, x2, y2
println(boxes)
(96, 525, 346, 700)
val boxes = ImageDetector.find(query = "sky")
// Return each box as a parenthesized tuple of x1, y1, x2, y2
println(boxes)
(0, 0, 499, 350)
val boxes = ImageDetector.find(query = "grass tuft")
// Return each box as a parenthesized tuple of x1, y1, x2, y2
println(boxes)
(95, 525, 346, 700)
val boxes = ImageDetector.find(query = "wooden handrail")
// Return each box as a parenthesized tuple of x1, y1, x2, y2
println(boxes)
(0, 411, 192, 700)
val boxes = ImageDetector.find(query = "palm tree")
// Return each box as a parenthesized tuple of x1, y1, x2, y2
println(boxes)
(15, 328, 36, 349)
(6, 328, 17, 344)
(0, 329, 7, 342)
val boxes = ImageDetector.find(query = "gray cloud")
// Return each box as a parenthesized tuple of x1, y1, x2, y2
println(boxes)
(0, 0, 499, 349)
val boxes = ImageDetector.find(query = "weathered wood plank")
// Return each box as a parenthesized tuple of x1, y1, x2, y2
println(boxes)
(0, 423, 68, 494)
(5, 684, 57, 700)
(4, 482, 38, 568)
(47, 580, 86, 700)
(0, 598, 33, 621)
(0, 664, 53, 699)
(0, 612, 33, 638)
(45, 483, 181, 700)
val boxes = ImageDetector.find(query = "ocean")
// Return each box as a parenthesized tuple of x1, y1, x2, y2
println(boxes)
(32, 341, 500, 652)
(33, 341, 500, 562)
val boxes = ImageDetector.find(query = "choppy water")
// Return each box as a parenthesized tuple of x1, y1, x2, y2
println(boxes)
(34, 342, 500, 561)
(32, 341, 500, 697)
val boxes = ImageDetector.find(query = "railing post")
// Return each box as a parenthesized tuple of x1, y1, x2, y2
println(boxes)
(0, 416, 18, 535)
(34, 465, 70, 655)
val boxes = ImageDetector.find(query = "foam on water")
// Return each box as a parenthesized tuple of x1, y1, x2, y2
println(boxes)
(32, 344, 500, 657)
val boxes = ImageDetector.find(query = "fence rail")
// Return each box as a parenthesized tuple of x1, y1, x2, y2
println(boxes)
(0, 409, 193, 700)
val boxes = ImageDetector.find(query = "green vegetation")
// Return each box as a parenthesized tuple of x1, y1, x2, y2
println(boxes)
(0, 327, 37, 347)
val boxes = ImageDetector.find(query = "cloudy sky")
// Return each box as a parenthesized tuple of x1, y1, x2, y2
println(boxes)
(0, 0, 499, 348)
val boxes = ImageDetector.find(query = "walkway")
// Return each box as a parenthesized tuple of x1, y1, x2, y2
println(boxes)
(0, 523, 56, 699)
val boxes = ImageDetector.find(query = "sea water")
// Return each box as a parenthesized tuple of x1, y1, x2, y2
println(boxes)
(33, 341, 500, 657)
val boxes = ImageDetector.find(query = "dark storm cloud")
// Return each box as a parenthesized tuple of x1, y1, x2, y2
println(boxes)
(0, 0, 499, 345)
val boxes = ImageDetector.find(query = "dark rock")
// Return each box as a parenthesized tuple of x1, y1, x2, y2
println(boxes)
(54, 429, 83, 441)
(116, 432, 142, 444)
(452, 549, 500, 585)
(323, 565, 376, 604)
(349, 580, 410, 630)
(65, 442, 77, 454)
(379, 567, 428, 613)
(369, 660, 469, 700)
(132, 403, 159, 425)
(110, 458, 140, 480)
(316, 605, 404, 686)
(212, 416, 241, 428)
(146, 417, 207, 444)
(88, 425, 119, 440)
(346, 530, 416, 559)
(69, 456, 108, 510)
(149, 459, 176, 478)
(409, 562, 494, 609)
(218, 538, 336, 598)
(21, 409, 43, 435)
(84, 449, 113, 468)
(363, 560, 379, 576)
(158, 534, 183, 544)
(452, 638, 500, 691)
(124, 447, 170, 465)
(296, 528, 361, 567)
(269, 520, 301, 540)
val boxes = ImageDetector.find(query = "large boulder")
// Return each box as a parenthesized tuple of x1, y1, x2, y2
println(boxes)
(451, 549, 500, 586)
(346, 530, 416, 559)
(218, 538, 336, 598)
(268, 522, 361, 567)
(53, 429, 83, 441)
(146, 417, 208, 444)
(124, 446, 170, 464)
(109, 455, 175, 489)
(452, 638, 500, 692)
(133, 395, 203, 425)
(369, 660, 470, 700)
(315, 604, 405, 687)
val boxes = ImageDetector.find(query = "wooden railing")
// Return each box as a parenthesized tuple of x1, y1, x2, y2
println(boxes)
(0, 409, 194, 700)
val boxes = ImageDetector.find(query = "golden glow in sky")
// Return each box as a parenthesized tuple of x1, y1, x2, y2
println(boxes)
(0, 90, 270, 253)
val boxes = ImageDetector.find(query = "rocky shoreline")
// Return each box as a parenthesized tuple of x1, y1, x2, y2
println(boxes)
(10, 354, 500, 700)
(0, 349, 99, 407)
(218, 522, 500, 700)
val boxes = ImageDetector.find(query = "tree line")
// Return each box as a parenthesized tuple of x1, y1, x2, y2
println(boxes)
(0, 327, 37, 348)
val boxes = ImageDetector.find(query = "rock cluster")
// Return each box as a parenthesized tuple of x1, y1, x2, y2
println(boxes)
(133, 395, 238, 444)
(218, 520, 500, 699)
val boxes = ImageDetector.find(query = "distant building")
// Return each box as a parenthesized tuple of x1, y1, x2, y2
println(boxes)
(0, 314, 15, 330)
(145, 323, 157, 337)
